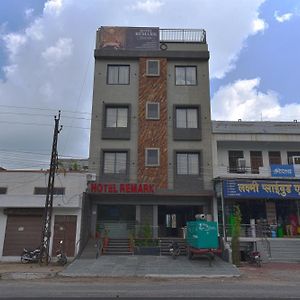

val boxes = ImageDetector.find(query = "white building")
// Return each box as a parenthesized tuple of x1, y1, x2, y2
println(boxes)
(0, 170, 87, 261)
(212, 120, 300, 238)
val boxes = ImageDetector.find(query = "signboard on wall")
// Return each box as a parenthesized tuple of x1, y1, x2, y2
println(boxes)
(89, 182, 155, 194)
(99, 26, 159, 51)
(223, 179, 300, 199)
(271, 164, 295, 177)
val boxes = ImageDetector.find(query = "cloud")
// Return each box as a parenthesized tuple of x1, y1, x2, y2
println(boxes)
(24, 8, 34, 19)
(42, 38, 73, 67)
(274, 11, 293, 23)
(0, 0, 269, 168)
(211, 78, 300, 121)
(130, 0, 164, 13)
(252, 18, 268, 33)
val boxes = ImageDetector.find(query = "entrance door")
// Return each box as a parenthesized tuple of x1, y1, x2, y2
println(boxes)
(52, 215, 77, 257)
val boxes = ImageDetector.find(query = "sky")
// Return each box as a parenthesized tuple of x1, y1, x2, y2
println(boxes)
(0, 0, 300, 169)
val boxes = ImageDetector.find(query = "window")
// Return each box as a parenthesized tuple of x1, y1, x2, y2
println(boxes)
(176, 153, 199, 175)
(287, 152, 300, 164)
(107, 65, 130, 85)
(250, 151, 263, 174)
(176, 107, 198, 128)
(146, 60, 160, 76)
(145, 148, 160, 166)
(0, 187, 7, 194)
(103, 152, 127, 174)
(105, 107, 128, 128)
(269, 151, 281, 165)
(175, 66, 197, 85)
(34, 187, 65, 195)
(146, 102, 160, 120)
(228, 151, 244, 173)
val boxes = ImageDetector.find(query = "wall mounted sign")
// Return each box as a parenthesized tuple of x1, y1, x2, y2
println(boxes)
(89, 183, 155, 194)
(271, 164, 295, 177)
(223, 179, 300, 199)
(99, 26, 159, 51)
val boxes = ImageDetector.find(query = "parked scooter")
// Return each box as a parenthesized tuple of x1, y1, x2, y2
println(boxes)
(169, 240, 180, 259)
(21, 247, 50, 264)
(245, 244, 262, 267)
(56, 240, 67, 265)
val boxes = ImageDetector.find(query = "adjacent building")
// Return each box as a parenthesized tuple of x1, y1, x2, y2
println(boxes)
(0, 170, 86, 261)
(87, 27, 214, 239)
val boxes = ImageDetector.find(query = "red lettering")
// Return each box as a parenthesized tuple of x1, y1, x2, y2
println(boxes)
(143, 184, 149, 193)
(149, 184, 155, 193)
(113, 184, 118, 193)
(103, 184, 108, 193)
(126, 184, 131, 193)
(131, 184, 137, 193)
(108, 184, 114, 193)
(98, 184, 103, 192)
(120, 184, 125, 193)
(138, 184, 143, 193)
(90, 183, 97, 192)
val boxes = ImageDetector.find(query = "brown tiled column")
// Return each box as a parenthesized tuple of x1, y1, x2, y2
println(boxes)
(137, 58, 168, 189)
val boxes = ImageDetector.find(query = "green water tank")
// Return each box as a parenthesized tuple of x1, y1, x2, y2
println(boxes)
(186, 220, 219, 249)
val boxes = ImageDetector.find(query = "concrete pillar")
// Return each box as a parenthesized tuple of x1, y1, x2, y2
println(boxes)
(91, 204, 97, 238)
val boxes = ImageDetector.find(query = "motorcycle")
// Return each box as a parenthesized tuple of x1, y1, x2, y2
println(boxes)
(169, 240, 180, 259)
(245, 244, 262, 267)
(21, 247, 50, 264)
(56, 240, 67, 265)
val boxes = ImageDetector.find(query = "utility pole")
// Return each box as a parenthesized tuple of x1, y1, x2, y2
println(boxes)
(39, 111, 62, 264)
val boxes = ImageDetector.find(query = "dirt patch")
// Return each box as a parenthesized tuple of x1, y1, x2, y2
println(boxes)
(0, 262, 64, 274)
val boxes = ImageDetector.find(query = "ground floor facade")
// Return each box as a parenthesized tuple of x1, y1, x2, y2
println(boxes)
(85, 190, 214, 240)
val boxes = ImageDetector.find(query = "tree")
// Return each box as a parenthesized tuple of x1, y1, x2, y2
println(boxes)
(231, 205, 242, 266)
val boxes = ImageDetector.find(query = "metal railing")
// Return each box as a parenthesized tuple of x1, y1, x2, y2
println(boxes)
(159, 29, 206, 43)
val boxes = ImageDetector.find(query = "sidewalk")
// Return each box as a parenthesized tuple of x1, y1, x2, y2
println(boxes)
(0, 262, 64, 280)
(60, 255, 240, 278)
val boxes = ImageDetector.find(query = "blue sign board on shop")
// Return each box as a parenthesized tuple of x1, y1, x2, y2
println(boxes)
(271, 164, 295, 178)
(223, 180, 300, 199)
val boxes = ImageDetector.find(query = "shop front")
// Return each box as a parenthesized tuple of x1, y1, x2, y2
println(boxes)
(217, 179, 300, 238)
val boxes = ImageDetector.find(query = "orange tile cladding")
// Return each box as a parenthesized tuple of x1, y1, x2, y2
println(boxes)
(138, 58, 168, 189)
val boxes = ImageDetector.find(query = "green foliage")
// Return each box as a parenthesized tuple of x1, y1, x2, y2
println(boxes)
(231, 205, 242, 266)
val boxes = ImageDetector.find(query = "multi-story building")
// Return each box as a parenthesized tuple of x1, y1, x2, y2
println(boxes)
(87, 27, 213, 239)
(0, 170, 86, 261)
(212, 121, 300, 237)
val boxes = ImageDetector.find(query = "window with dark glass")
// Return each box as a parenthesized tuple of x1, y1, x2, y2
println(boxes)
(0, 187, 7, 194)
(175, 66, 197, 85)
(103, 152, 127, 174)
(228, 151, 244, 173)
(107, 65, 130, 85)
(105, 107, 128, 128)
(250, 151, 263, 174)
(287, 151, 300, 164)
(34, 187, 65, 195)
(176, 108, 198, 128)
(269, 151, 281, 165)
(146, 60, 160, 76)
(146, 102, 160, 120)
(176, 153, 199, 175)
(145, 148, 160, 166)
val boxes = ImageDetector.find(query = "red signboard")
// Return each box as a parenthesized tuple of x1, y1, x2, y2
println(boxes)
(89, 183, 155, 194)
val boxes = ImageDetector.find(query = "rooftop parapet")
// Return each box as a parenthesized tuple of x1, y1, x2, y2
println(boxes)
(159, 29, 206, 43)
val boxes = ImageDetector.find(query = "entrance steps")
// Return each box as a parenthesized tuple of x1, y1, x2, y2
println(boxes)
(160, 238, 187, 256)
(103, 238, 132, 255)
(268, 238, 300, 262)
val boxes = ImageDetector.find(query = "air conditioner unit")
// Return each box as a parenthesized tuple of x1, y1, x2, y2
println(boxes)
(86, 173, 97, 182)
(292, 156, 300, 165)
(237, 158, 246, 172)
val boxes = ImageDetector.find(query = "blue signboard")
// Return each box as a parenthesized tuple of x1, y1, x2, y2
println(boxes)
(271, 164, 295, 178)
(223, 180, 300, 199)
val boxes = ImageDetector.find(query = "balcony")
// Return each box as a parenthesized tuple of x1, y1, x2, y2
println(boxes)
(159, 29, 206, 44)
(215, 164, 300, 178)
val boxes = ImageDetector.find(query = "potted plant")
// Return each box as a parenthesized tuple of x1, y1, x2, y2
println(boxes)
(95, 224, 101, 240)
(134, 224, 160, 255)
(102, 228, 109, 253)
(128, 231, 135, 253)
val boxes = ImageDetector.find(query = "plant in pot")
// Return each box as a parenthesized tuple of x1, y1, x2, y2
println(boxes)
(95, 224, 101, 240)
(102, 228, 110, 253)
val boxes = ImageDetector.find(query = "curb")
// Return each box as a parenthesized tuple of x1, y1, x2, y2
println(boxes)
(1, 272, 57, 280)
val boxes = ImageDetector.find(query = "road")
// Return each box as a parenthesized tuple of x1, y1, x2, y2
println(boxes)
(1, 275, 300, 299)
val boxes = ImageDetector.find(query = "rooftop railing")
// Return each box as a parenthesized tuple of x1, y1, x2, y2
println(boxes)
(159, 29, 206, 44)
